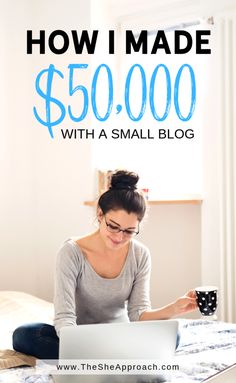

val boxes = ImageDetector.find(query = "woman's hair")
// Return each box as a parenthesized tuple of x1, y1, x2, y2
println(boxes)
(97, 170, 146, 221)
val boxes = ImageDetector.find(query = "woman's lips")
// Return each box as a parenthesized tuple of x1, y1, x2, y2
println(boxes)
(109, 237, 122, 245)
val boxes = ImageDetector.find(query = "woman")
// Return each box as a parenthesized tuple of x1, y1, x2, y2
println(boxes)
(13, 170, 197, 359)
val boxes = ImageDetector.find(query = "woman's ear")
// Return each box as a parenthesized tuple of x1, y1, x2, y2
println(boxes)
(97, 208, 104, 223)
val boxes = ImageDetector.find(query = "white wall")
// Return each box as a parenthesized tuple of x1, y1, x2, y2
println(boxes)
(0, 0, 95, 301)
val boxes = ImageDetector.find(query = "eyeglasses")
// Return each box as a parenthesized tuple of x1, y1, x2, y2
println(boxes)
(104, 216, 139, 237)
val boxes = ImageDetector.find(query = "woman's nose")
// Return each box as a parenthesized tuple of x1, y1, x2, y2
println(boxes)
(114, 230, 125, 240)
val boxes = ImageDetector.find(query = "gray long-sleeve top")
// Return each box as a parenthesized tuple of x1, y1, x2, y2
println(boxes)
(54, 238, 151, 336)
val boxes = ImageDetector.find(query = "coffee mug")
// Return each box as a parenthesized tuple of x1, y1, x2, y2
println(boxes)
(195, 286, 218, 316)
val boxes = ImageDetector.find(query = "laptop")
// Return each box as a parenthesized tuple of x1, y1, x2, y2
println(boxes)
(53, 320, 178, 383)
(203, 364, 236, 382)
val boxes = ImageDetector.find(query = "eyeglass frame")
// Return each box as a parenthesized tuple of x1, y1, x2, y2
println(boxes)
(104, 215, 139, 237)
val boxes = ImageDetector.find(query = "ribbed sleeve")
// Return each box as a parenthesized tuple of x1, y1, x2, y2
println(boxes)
(127, 245, 151, 321)
(53, 241, 82, 336)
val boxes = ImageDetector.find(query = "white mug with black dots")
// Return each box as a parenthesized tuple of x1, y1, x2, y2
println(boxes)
(195, 286, 218, 320)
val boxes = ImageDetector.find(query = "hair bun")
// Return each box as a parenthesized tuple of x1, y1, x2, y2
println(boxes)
(110, 170, 139, 191)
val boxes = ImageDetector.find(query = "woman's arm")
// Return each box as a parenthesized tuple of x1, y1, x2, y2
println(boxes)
(128, 243, 197, 322)
(127, 244, 152, 322)
(139, 290, 197, 321)
(54, 240, 81, 336)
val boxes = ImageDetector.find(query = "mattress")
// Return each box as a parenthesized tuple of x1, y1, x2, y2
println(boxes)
(0, 291, 53, 350)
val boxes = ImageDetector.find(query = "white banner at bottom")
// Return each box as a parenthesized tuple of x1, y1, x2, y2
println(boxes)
(38, 359, 180, 375)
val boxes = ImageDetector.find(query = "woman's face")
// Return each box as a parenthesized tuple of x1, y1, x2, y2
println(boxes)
(98, 209, 140, 250)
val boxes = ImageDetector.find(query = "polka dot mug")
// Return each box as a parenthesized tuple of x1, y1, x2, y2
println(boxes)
(195, 286, 218, 317)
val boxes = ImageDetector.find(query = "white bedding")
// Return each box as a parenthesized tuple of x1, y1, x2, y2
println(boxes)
(0, 291, 236, 383)
(0, 291, 53, 350)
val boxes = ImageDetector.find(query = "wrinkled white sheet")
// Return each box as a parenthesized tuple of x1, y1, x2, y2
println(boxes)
(0, 291, 53, 350)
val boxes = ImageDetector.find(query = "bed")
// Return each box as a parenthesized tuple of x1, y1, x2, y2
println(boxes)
(0, 291, 236, 382)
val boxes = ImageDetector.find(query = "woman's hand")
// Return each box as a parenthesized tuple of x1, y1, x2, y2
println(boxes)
(139, 289, 198, 321)
(173, 290, 198, 315)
